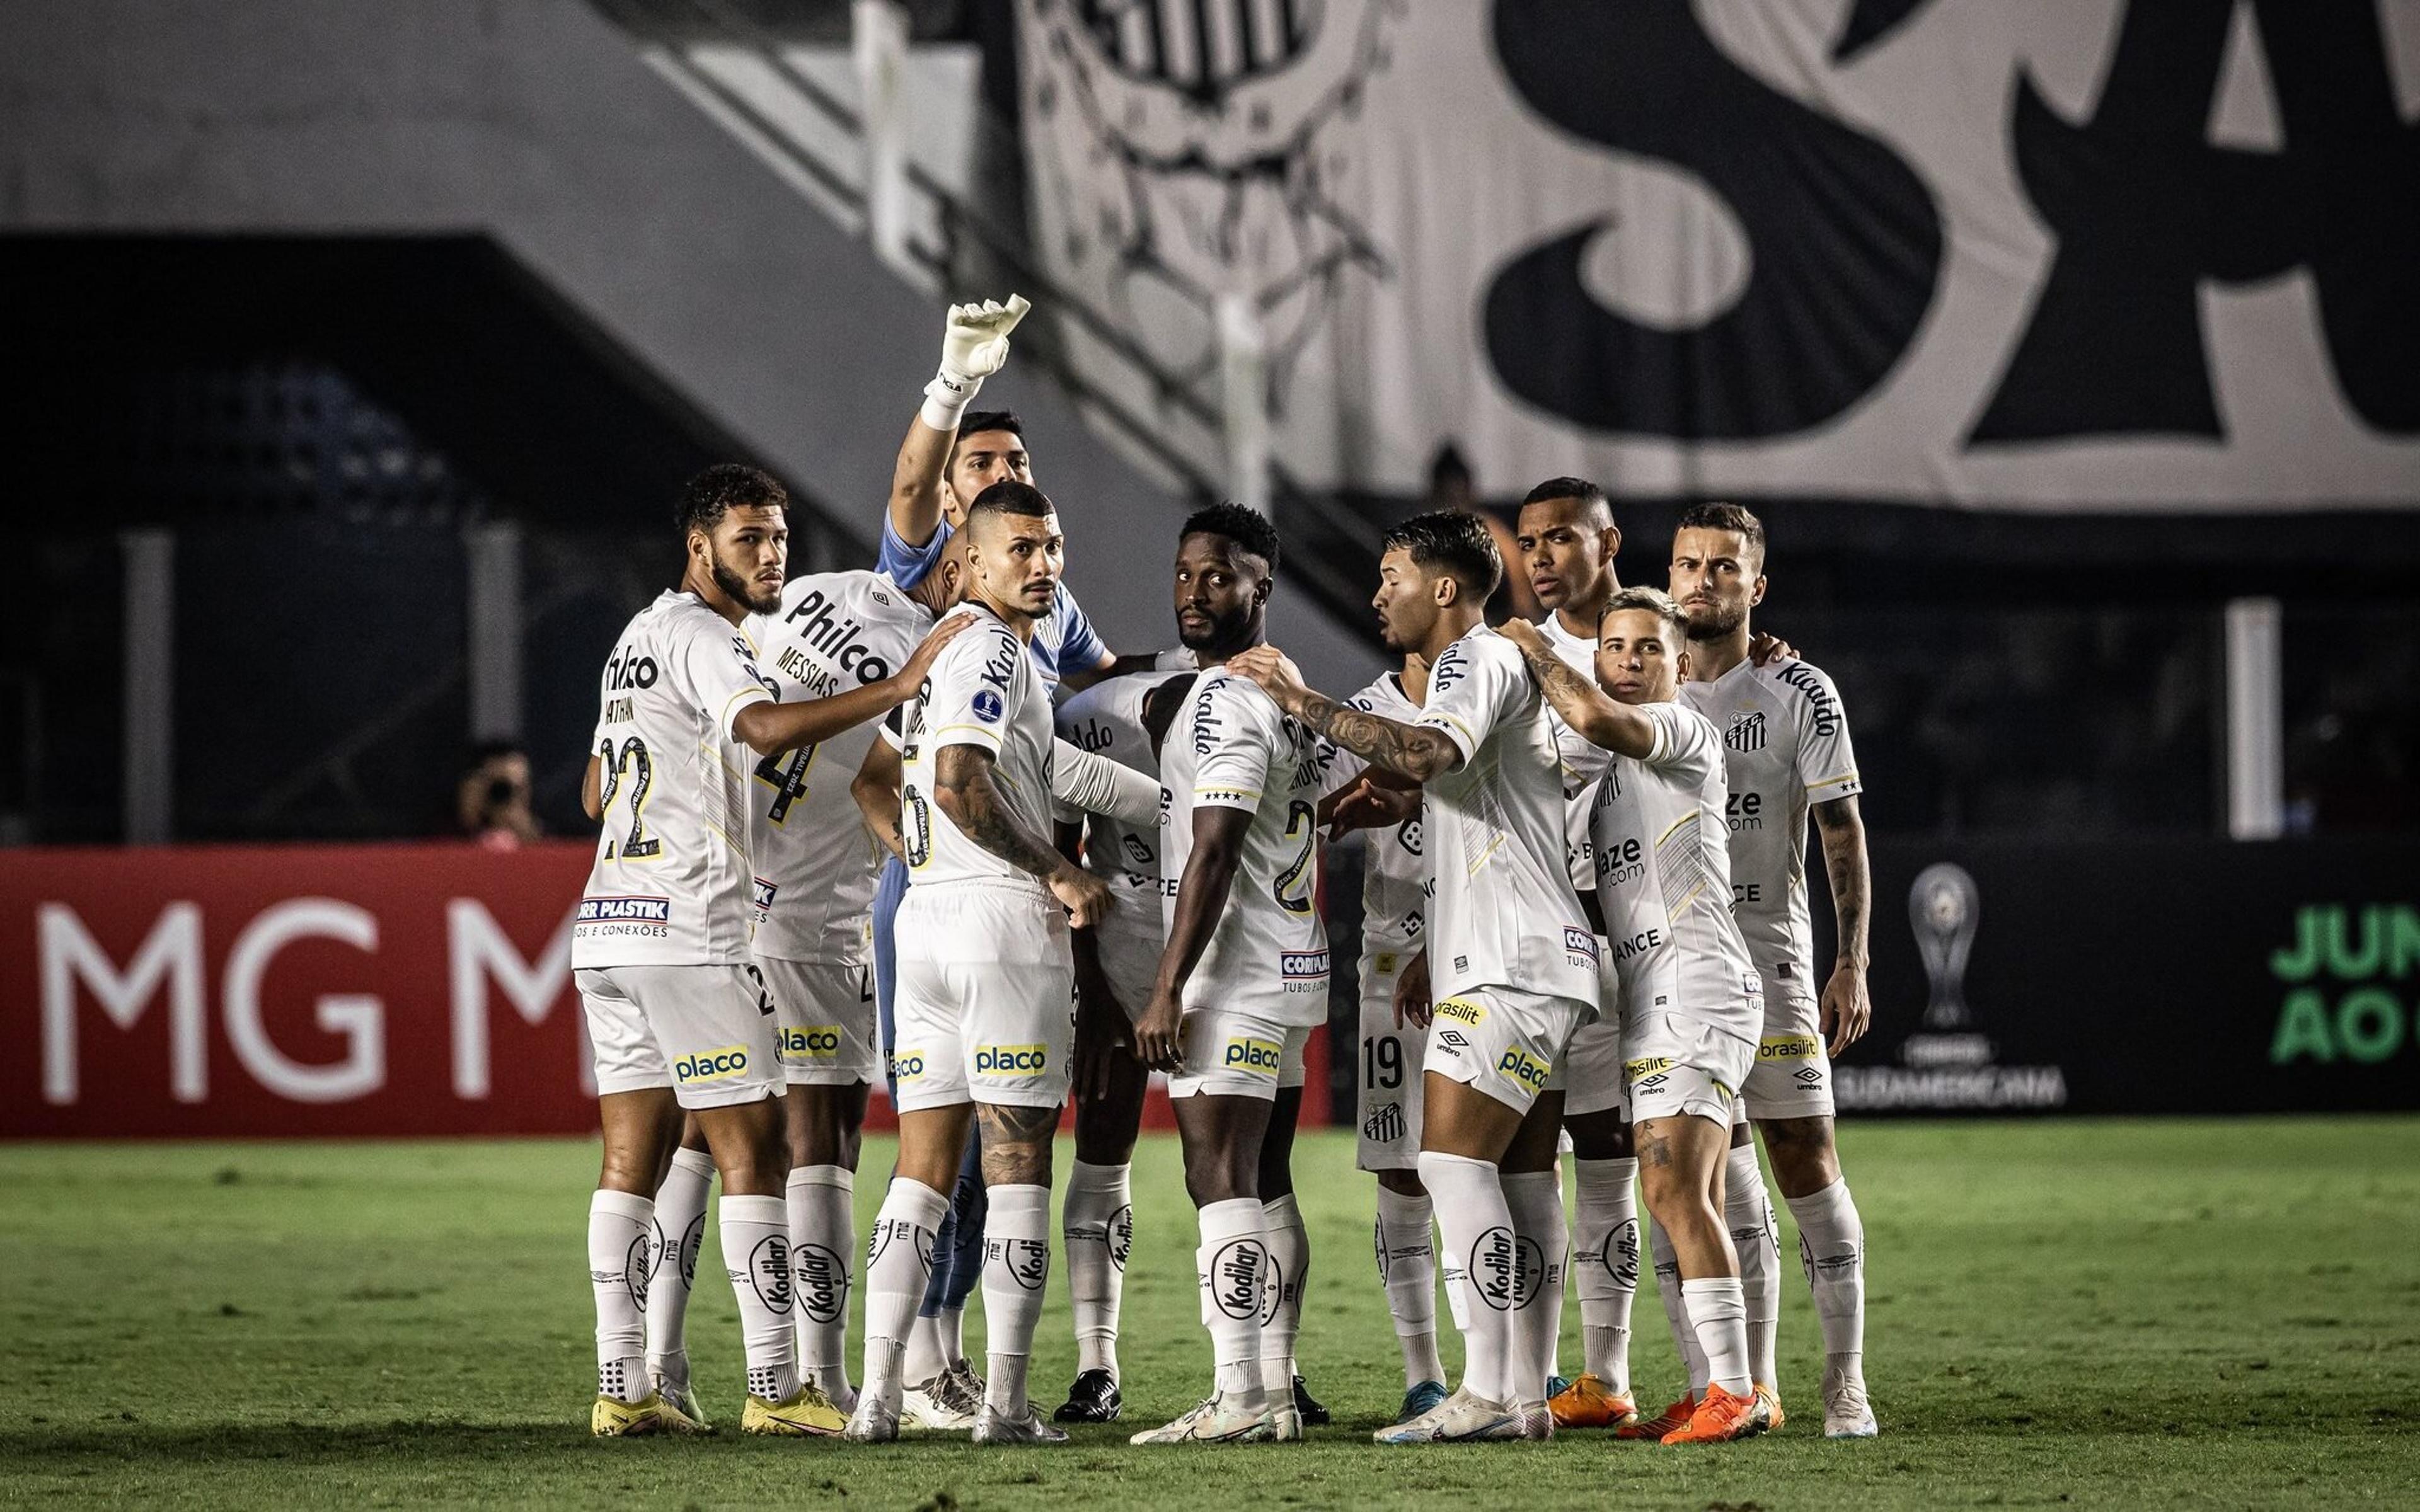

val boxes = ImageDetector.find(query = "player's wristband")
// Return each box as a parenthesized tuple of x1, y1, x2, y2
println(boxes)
(919, 367, 981, 432)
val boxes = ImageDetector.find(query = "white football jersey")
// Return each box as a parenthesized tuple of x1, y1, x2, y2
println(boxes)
(898, 604, 1056, 890)
(1323, 672, 1429, 960)
(1159, 665, 1332, 1026)
(1412, 626, 1599, 1005)
(1054, 671, 1186, 909)
(742, 570, 932, 963)
(1538, 610, 1610, 888)
(1588, 701, 1761, 1041)
(574, 590, 778, 969)
(1678, 656, 1863, 985)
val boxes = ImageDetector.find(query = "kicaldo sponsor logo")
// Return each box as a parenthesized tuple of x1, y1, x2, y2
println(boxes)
(1223, 1038, 1284, 1075)
(975, 1043, 1048, 1075)
(779, 1026, 843, 1062)
(1495, 1045, 1552, 1094)
(674, 1045, 751, 1085)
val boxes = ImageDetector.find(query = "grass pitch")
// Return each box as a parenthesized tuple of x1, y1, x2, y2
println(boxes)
(3, 1118, 2416, 1509)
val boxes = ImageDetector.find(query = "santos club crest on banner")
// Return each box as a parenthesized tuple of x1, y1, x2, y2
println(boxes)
(1020, 0, 2420, 508)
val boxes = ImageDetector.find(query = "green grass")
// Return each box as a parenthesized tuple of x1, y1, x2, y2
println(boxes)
(3, 1119, 2416, 1508)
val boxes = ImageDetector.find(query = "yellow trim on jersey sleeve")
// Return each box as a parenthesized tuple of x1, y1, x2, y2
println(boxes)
(932, 723, 1007, 743)
(1804, 770, 1861, 794)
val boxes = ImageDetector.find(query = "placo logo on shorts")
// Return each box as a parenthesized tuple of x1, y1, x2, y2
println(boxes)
(780, 1026, 844, 1063)
(975, 1044, 1049, 1075)
(1282, 949, 1330, 987)
(577, 896, 672, 923)
(1222, 1038, 1284, 1075)
(674, 1045, 751, 1085)
(1434, 997, 1489, 1028)
(1495, 1045, 1552, 1093)
(972, 688, 1004, 723)
(1758, 1033, 1821, 1062)
(1564, 927, 1599, 963)
(891, 1051, 926, 1080)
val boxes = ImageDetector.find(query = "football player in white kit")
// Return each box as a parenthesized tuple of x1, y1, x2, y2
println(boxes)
(577, 465, 967, 1438)
(1128, 505, 1332, 1445)
(1046, 665, 1192, 1423)
(1500, 587, 1772, 1446)
(846, 481, 1115, 1447)
(1672, 503, 1877, 1439)
(1235, 512, 1600, 1445)
(739, 561, 962, 1417)
(1321, 651, 1448, 1425)
(1511, 478, 1647, 1432)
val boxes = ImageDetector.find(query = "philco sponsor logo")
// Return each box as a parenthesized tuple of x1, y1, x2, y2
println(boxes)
(674, 1045, 751, 1085)
(780, 1026, 844, 1063)
(605, 648, 658, 690)
(1727, 710, 1768, 752)
(780, 585, 896, 684)
(1209, 1237, 1266, 1320)
(1223, 1038, 1284, 1075)
(1759, 1033, 1820, 1062)
(577, 896, 672, 923)
(975, 1044, 1049, 1075)
(1495, 1044, 1552, 1093)
(1434, 997, 1489, 1028)
(1282, 949, 1330, 988)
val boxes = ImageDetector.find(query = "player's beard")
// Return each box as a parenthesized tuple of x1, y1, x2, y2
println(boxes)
(1686, 598, 1747, 640)
(1178, 602, 1249, 653)
(712, 552, 781, 616)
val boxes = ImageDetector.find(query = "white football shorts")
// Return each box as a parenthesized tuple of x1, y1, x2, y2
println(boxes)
(755, 955, 880, 1087)
(892, 881, 1075, 1113)
(578, 962, 785, 1110)
(1354, 948, 1426, 1171)
(1740, 980, 1835, 1120)
(1424, 984, 1587, 1118)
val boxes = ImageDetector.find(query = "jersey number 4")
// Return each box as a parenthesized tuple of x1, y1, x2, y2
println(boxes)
(754, 743, 820, 825)
(597, 736, 662, 860)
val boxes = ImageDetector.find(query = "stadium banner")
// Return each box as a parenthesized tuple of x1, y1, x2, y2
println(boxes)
(2, 844, 1315, 1138)
(1840, 837, 2419, 1115)
(1017, 0, 2420, 508)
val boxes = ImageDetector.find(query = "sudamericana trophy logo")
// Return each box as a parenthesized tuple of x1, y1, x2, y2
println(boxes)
(1836, 862, 2067, 1112)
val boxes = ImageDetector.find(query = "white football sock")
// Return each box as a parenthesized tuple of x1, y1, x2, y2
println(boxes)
(904, 1314, 948, 1386)
(979, 1184, 1051, 1416)
(861, 1179, 949, 1403)
(1500, 1171, 1567, 1411)
(1572, 1157, 1638, 1395)
(1650, 1215, 1708, 1397)
(786, 1164, 855, 1400)
(1260, 1192, 1309, 1397)
(643, 1147, 714, 1383)
(1374, 1186, 1444, 1387)
(1063, 1160, 1131, 1378)
(1195, 1198, 1269, 1406)
(1418, 1150, 1516, 1404)
(1726, 1143, 1781, 1389)
(720, 1193, 798, 1403)
(588, 1189, 654, 1404)
(1786, 1179, 1868, 1382)
(1682, 1276, 1751, 1396)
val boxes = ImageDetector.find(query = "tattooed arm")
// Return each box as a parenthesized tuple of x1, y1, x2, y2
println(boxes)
(1229, 646, 1463, 782)
(934, 744, 1112, 925)
(1495, 617, 1661, 759)
(1812, 793, 1873, 1055)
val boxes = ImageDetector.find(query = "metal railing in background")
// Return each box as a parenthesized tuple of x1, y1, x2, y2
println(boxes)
(589, 0, 1391, 633)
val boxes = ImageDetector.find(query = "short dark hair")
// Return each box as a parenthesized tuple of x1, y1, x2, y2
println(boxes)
(1601, 585, 1690, 643)
(677, 463, 785, 537)
(1383, 509, 1501, 602)
(1180, 501, 1281, 575)
(965, 478, 1055, 523)
(1519, 476, 1608, 512)
(1675, 501, 1766, 567)
(949, 410, 1025, 466)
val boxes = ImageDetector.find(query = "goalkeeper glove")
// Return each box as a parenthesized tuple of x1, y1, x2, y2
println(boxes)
(921, 294, 1032, 432)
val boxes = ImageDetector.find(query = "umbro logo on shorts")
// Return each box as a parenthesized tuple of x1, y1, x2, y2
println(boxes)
(1223, 1038, 1284, 1075)
(779, 1026, 843, 1061)
(1436, 1029, 1470, 1054)
(674, 1045, 751, 1084)
(975, 1044, 1049, 1074)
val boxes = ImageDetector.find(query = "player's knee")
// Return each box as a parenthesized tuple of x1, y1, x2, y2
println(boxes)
(1760, 1116, 1840, 1195)
(1374, 1167, 1426, 1197)
(1183, 1144, 1254, 1207)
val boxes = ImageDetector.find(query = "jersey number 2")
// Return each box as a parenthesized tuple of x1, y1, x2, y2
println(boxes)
(1272, 799, 1317, 915)
(597, 736, 662, 860)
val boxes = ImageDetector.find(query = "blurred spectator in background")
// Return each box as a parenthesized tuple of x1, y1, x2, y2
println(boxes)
(456, 741, 543, 849)
(1422, 443, 1539, 620)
